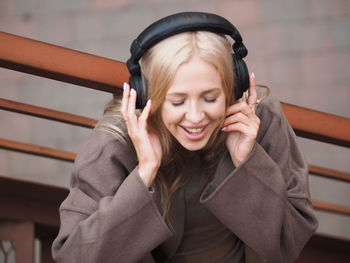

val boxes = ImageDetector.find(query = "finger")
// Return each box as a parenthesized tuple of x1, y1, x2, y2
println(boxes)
(247, 73, 258, 110)
(222, 112, 252, 128)
(126, 88, 138, 132)
(121, 82, 130, 120)
(225, 101, 254, 117)
(222, 113, 260, 132)
(222, 122, 248, 133)
(127, 88, 137, 116)
(139, 100, 152, 129)
(222, 122, 259, 139)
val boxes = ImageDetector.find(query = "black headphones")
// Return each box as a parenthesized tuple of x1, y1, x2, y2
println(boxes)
(126, 12, 250, 109)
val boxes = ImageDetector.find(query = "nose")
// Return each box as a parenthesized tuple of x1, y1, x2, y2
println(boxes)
(186, 102, 204, 124)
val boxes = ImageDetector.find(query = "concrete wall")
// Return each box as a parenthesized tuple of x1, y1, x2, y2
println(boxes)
(0, 0, 349, 239)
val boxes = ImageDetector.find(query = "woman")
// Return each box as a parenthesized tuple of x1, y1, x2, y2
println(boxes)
(52, 12, 318, 263)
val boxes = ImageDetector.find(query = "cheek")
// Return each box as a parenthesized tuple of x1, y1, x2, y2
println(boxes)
(161, 104, 183, 128)
(207, 102, 226, 122)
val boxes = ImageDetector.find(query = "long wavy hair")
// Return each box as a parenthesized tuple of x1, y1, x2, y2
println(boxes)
(100, 31, 235, 226)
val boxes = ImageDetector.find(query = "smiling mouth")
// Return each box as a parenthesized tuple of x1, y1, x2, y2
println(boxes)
(184, 127, 205, 134)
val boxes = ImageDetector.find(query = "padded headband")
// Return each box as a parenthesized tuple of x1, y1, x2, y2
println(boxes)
(127, 12, 248, 75)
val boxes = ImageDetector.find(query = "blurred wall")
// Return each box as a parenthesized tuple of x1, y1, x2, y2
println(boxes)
(0, 0, 349, 239)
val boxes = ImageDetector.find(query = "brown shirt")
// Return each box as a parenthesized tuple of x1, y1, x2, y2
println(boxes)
(169, 154, 244, 263)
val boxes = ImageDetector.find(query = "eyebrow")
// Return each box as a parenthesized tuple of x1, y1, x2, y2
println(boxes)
(166, 88, 222, 98)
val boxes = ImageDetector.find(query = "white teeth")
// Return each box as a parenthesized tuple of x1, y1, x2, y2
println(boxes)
(185, 127, 204, 134)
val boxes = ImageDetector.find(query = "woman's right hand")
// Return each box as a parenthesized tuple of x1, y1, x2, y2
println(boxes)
(121, 83, 162, 188)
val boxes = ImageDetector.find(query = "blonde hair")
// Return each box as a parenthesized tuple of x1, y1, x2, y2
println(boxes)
(100, 31, 235, 225)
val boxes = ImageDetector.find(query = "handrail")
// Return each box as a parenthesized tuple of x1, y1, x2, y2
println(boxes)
(313, 201, 350, 216)
(0, 138, 76, 162)
(1, 31, 349, 148)
(1, 31, 350, 219)
(0, 98, 97, 128)
(0, 31, 129, 94)
(281, 102, 350, 148)
(309, 165, 350, 183)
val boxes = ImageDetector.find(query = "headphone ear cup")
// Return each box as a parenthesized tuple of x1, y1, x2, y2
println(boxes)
(129, 75, 145, 109)
(232, 54, 250, 100)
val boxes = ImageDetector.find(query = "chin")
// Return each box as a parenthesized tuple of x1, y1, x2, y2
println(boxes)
(179, 140, 209, 151)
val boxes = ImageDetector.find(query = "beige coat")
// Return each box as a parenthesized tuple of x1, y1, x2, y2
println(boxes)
(52, 97, 318, 263)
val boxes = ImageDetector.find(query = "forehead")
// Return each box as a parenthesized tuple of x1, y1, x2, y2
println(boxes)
(167, 55, 223, 95)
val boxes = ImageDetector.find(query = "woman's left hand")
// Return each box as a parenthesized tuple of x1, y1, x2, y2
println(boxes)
(222, 73, 261, 167)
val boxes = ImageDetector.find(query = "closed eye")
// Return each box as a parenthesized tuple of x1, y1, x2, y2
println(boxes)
(171, 101, 185, 106)
(204, 98, 217, 103)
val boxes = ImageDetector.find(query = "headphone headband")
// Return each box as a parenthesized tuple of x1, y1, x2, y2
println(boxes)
(127, 12, 248, 74)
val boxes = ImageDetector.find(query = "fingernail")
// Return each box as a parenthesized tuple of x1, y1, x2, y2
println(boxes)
(221, 127, 226, 131)
(123, 82, 128, 91)
(130, 89, 135, 96)
(251, 72, 255, 79)
(146, 99, 151, 106)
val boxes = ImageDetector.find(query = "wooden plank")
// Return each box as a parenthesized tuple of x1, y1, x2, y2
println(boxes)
(0, 31, 128, 94)
(0, 98, 98, 128)
(0, 138, 75, 162)
(281, 102, 350, 148)
(313, 200, 350, 216)
(309, 165, 350, 183)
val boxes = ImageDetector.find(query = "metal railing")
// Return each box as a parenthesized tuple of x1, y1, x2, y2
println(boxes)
(1, 31, 349, 216)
